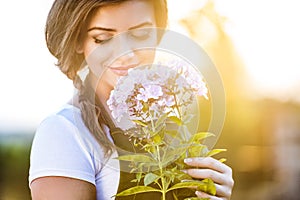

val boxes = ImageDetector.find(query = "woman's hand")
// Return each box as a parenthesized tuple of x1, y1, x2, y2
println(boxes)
(183, 157, 234, 200)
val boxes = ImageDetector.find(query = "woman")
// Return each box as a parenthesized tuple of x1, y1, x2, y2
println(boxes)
(29, 0, 234, 199)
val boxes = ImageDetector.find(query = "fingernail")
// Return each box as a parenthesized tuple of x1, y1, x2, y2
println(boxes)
(181, 169, 187, 174)
(195, 191, 203, 196)
(184, 158, 193, 163)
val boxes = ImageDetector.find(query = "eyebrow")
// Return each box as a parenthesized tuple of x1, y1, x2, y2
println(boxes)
(87, 22, 153, 32)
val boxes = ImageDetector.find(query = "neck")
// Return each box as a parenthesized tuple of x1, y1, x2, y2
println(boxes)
(68, 94, 80, 108)
(89, 72, 113, 104)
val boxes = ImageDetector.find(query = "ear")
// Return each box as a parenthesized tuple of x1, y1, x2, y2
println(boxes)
(75, 42, 84, 54)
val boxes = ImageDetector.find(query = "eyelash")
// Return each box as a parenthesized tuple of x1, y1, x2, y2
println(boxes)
(130, 30, 151, 40)
(93, 30, 151, 44)
(93, 37, 112, 44)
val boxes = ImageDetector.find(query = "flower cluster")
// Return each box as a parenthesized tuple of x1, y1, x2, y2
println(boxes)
(107, 61, 208, 125)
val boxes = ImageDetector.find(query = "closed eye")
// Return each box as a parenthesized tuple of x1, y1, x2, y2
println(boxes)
(93, 37, 113, 44)
(129, 28, 152, 40)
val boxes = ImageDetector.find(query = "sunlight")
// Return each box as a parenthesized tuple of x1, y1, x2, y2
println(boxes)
(215, 0, 300, 102)
(168, 0, 300, 102)
(0, 0, 73, 132)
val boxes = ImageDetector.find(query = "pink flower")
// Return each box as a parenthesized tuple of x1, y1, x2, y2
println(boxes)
(158, 95, 175, 107)
(111, 102, 128, 122)
(137, 84, 163, 102)
(107, 62, 208, 126)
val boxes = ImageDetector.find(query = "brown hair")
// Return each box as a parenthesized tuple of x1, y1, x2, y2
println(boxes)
(45, 0, 168, 155)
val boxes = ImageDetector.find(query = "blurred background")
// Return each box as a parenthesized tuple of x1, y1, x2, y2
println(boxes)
(0, 0, 299, 199)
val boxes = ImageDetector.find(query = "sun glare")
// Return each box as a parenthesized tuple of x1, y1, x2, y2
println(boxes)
(169, 0, 300, 102)
(215, 0, 300, 102)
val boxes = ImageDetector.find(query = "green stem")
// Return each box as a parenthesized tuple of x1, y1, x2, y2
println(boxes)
(151, 117, 155, 132)
(161, 176, 166, 200)
(155, 144, 167, 200)
(149, 103, 168, 200)
(173, 93, 182, 120)
(149, 109, 156, 134)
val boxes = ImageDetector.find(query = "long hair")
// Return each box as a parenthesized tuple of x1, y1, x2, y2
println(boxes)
(45, 0, 168, 156)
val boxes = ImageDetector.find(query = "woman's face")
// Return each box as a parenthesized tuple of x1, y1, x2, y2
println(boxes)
(78, 0, 157, 101)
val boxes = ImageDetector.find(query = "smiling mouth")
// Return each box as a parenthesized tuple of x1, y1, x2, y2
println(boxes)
(109, 64, 138, 76)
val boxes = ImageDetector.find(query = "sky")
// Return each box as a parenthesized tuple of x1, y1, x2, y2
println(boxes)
(0, 0, 299, 133)
(0, 0, 74, 132)
(215, 0, 300, 102)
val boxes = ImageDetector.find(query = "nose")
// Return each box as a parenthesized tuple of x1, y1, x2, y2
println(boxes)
(113, 34, 137, 63)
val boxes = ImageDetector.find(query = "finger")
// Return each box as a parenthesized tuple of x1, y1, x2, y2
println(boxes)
(183, 180, 232, 198)
(215, 183, 232, 198)
(184, 157, 232, 175)
(183, 168, 225, 185)
(195, 191, 225, 200)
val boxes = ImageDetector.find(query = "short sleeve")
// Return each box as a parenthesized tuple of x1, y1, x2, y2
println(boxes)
(29, 114, 97, 187)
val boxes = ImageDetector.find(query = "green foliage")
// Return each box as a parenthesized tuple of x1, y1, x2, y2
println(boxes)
(169, 116, 183, 126)
(206, 149, 227, 157)
(115, 113, 226, 199)
(167, 179, 216, 195)
(144, 173, 159, 186)
(115, 186, 161, 196)
(117, 154, 155, 163)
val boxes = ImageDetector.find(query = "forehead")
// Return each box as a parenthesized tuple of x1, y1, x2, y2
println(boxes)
(88, 1, 156, 31)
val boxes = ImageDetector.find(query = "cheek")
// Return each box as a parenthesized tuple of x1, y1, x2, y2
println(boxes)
(95, 69, 119, 100)
(136, 49, 156, 65)
(101, 69, 119, 85)
(84, 44, 114, 77)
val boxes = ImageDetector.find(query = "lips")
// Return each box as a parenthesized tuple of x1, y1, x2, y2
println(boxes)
(109, 64, 139, 76)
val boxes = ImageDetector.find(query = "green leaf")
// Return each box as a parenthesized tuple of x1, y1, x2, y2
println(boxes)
(206, 149, 227, 157)
(130, 168, 136, 173)
(219, 158, 227, 163)
(183, 114, 195, 124)
(162, 146, 187, 166)
(169, 116, 183, 126)
(167, 181, 205, 192)
(155, 112, 169, 128)
(133, 120, 148, 127)
(167, 179, 216, 195)
(165, 130, 179, 138)
(201, 178, 217, 195)
(178, 125, 192, 141)
(115, 186, 161, 196)
(153, 134, 162, 144)
(144, 173, 159, 186)
(190, 132, 215, 143)
(143, 144, 156, 154)
(116, 154, 155, 163)
(188, 145, 208, 157)
(136, 172, 143, 182)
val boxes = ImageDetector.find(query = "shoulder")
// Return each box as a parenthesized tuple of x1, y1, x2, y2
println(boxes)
(32, 105, 93, 152)
(36, 104, 84, 134)
(29, 104, 104, 186)
(33, 104, 99, 152)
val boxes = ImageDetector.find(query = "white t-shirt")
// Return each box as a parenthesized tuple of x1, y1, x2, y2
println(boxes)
(29, 104, 120, 200)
